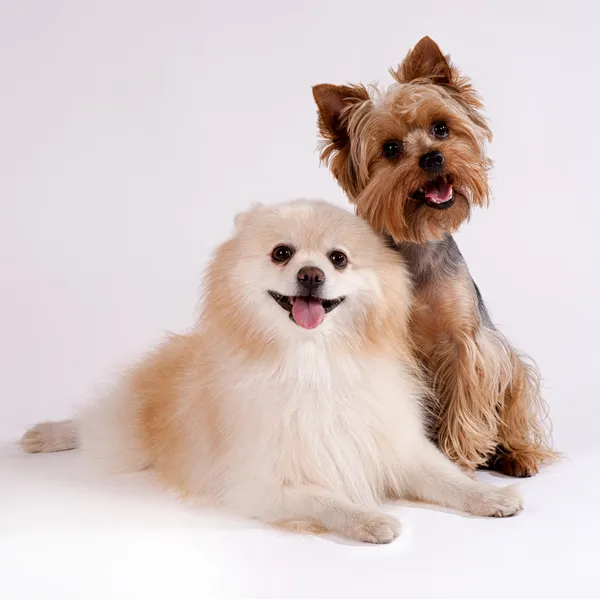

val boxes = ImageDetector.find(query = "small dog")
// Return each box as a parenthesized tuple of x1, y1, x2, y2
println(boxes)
(312, 37, 558, 476)
(21, 200, 522, 543)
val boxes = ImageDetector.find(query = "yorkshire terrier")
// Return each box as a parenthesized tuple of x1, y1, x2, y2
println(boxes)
(312, 36, 558, 477)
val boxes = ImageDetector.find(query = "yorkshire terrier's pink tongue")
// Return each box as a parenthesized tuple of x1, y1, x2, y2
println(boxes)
(424, 180, 453, 203)
(291, 297, 325, 329)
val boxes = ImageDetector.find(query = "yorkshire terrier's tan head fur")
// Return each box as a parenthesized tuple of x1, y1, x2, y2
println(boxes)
(313, 36, 492, 244)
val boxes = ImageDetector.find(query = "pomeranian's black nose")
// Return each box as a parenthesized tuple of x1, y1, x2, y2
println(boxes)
(297, 266, 325, 291)
(419, 151, 445, 173)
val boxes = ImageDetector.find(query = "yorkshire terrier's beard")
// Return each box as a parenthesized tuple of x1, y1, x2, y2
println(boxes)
(356, 149, 490, 244)
(313, 39, 492, 244)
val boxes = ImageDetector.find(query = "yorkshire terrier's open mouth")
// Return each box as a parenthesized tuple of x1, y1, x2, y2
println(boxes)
(412, 175, 455, 210)
(268, 291, 345, 330)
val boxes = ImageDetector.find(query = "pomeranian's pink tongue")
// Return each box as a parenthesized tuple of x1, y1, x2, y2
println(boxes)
(291, 297, 325, 329)
(424, 180, 453, 203)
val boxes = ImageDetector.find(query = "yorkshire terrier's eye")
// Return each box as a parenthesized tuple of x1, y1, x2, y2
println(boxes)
(382, 140, 402, 159)
(329, 250, 348, 269)
(432, 122, 449, 139)
(271, 245, 295, 263)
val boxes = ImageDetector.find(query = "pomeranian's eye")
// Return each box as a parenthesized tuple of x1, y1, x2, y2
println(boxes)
(271, 245, 294, 263)
(329, 250, 348, 269)
(382, 140, 402, 159)
(432, 122, 449, 139)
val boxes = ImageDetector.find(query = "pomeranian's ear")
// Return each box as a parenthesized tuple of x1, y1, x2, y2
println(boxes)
(234, 202, 264, 231)
(312, 83, 370, 149)
(392, 36, 453, 85)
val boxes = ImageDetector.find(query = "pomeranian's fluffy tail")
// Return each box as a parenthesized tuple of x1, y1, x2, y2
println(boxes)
(20, 380, 151, 473)
(20, 419, 78, 454)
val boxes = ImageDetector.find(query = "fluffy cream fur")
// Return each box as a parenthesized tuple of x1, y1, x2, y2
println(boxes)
(21, 200, 522, 543)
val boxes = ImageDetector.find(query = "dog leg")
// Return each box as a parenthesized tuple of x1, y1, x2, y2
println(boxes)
(486, 344, 559, 477)
(262, 484, 400, 544)
(428, 329, 504, 472)
(408, 268, 503, 471)
(401, 441, 523, 517)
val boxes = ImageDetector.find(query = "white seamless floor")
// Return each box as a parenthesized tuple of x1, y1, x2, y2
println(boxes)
(1, 435, 598, 599)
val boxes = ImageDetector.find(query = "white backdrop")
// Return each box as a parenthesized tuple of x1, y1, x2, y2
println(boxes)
(1, 1, 599, 598)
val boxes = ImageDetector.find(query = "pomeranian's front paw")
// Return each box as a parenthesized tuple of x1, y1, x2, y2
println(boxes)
(346, 511, 401, 544)
(470, 485, 523, 518)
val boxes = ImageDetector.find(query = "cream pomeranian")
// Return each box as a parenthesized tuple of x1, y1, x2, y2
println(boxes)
(21, 200, 522, 543)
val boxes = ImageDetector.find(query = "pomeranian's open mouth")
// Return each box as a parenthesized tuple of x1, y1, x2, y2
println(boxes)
(411, 175, 455, 210)
(268, 291, 345, 330)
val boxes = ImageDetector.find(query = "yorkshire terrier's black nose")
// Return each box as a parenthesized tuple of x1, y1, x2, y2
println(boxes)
(419, 151, 445, 173)
(297, 266, 325, 292)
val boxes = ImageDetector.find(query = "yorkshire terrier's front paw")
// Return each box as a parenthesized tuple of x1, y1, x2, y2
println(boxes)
(486, 446, 539, 478)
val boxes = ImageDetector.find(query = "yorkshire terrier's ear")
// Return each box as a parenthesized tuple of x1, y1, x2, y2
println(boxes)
(312, 84, 369, 201)
(393, 36, 453, 85)
(312, 84, 369, 147)
(393, 37, 491, 140)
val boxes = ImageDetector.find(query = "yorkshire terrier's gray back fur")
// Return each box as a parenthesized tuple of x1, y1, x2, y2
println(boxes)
(394, 234, 493, 328)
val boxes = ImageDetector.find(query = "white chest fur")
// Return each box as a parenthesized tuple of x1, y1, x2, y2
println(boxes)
(224, 341, 423, 507)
